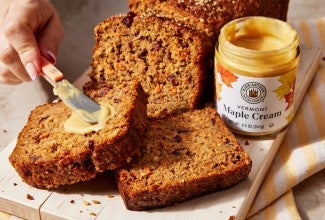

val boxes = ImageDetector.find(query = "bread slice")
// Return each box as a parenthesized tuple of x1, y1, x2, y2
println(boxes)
(9, 81, 147, 189)
(88, 13, 213, 119)
(129, 0, 290, 43)
(116, 106, 252, 210)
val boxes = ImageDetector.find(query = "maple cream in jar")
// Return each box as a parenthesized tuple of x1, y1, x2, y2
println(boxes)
(215, 16, 299, 137)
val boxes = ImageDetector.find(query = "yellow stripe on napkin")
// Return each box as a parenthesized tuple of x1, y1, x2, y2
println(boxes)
(316, 18, 325, 47)
(308, 68, 325, 133)
(294, 108, 319, 179)
(299, 20, 313, 47)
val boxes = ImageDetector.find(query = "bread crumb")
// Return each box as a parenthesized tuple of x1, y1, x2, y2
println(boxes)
(107, 194, 115, 198)
(83, 200, 91, 206)
(92, 200, 101, 204)
(89, 212, 97, 217)
(26, 194, 34, 200)
(70, 200, 75, 204)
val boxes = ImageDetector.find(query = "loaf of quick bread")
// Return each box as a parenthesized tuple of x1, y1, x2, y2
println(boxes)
(116, 106, 252, 210)
(9, 81, 147, 189)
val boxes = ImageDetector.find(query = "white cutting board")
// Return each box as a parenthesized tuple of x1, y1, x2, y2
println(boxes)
(0, 46, 321, 220)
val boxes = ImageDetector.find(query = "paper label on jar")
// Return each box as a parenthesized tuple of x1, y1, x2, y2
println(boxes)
(215, 64, 296, 133)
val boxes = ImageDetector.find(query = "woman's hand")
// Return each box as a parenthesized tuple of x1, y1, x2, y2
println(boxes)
(0, 0, 64, 84)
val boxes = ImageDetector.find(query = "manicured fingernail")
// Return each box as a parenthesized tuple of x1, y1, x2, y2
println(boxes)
(25, 62, 37, 81)
(46, 49, 56, 64)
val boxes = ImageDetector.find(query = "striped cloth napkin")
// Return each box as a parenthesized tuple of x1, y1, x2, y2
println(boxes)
(247, 17, 325, 219)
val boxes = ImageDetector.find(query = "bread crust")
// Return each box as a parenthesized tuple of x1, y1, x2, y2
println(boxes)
(129, 0, 290, 43)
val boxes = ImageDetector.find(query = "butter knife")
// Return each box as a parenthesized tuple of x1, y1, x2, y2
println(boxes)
(41, 57, 101, 124)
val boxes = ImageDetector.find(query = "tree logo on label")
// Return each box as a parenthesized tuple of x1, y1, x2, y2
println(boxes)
(241, 82, 267, 104)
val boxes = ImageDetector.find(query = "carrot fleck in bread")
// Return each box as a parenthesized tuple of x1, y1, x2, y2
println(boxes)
(128, 0, 290, 43)
(116, 106, 252, 210)
(9, 81, 147, 189)
(88, 13, 213, 119)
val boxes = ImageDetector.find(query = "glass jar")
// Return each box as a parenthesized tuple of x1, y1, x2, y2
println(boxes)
(214, 16, 300, 137)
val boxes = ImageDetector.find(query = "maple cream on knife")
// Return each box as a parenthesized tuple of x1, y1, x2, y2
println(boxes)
(214, 16, 300, 137)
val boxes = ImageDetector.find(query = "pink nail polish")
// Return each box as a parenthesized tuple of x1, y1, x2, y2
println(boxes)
(25, 62, 38, 81)
(46, 49, 57, 64)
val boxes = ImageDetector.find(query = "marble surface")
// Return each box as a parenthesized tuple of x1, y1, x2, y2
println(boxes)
(0, 0, 324, 219)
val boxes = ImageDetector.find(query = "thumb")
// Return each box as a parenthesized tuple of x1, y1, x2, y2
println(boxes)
(38, 12, 64, 64)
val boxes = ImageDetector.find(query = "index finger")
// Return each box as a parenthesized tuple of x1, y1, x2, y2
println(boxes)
(3, 19, 41, 71)
(0, 32, 32, 81)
